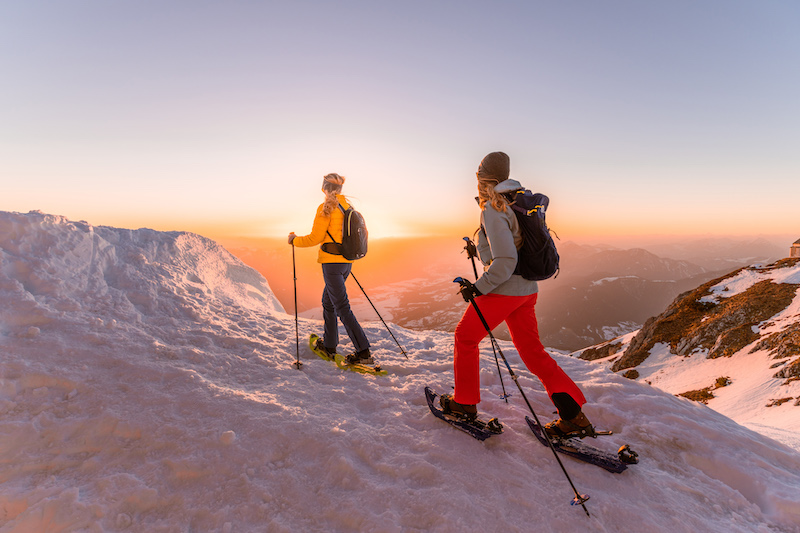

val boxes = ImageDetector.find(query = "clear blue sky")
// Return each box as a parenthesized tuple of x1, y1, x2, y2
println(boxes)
(2, 1, 798, 242)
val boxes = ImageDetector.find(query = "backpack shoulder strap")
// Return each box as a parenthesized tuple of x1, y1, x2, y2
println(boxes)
(325, 203, 347, 249)
(326, 229, 339, 245)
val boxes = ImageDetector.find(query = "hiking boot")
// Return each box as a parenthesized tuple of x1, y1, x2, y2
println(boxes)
(314, 338, 336, 359)
(544, 411, 596, 439)
(345, 349, 373, 365)
(439, 393, 478, 421)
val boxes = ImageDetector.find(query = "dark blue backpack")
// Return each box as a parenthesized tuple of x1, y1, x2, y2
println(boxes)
(507, 189, 560, 281)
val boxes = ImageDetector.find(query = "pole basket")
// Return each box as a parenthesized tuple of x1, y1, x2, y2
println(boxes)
(571, 494, 590, 506)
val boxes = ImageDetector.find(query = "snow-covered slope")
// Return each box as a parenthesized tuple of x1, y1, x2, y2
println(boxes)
(575, 259, 800, 451)
(1, 211, 800, 532)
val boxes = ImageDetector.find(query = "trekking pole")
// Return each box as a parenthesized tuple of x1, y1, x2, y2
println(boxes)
(454, 277, 590, 517)
(462, 237, 479, 280)
(462, 238, 510, 402)
(292, 244, 302, 369)
(349, 272, 409, 359)
(486, 322, 510, 402)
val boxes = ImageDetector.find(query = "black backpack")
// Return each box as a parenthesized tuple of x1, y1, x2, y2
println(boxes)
(506, 189, 560, 280)
(325, 203, 368, 260)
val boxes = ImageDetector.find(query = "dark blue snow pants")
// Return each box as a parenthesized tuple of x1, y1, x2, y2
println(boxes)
(321, 263, 370, 354)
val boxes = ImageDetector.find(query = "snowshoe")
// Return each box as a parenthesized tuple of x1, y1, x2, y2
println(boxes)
(425, 387, 502, 441)
(336, 352, 387, 376)
(309, 334, 387, 375)
(527, 417, 636, 474)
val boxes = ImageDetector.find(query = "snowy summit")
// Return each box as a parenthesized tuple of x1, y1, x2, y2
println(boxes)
(1, 210, 799, 532)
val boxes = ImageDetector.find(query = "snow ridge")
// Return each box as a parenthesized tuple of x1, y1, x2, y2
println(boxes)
(0, 210, 283, 333)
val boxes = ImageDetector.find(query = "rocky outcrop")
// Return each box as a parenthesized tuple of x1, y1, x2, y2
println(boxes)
(578, 341, 623, 361)
(612, 260, 800, 373)
(774, 358, 800, 380)
(752, 323, 800, 361)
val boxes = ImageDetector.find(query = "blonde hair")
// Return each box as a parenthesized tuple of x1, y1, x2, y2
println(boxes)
(477, 180, 509, 212)
(321, 173, 345, 216)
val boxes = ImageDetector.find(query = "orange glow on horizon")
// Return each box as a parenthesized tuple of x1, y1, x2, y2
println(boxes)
(71, 201, 795, 248)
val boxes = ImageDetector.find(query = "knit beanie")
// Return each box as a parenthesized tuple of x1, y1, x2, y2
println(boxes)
(477, 152, 510, 184)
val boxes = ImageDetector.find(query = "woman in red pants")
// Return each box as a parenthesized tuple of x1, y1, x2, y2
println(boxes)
(441, 151, 594, 439)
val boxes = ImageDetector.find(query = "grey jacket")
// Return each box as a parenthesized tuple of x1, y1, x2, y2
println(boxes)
(474, 179, 539, 297)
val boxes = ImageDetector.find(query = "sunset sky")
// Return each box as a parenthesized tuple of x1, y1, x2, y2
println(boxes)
(2, 1, 798, 244)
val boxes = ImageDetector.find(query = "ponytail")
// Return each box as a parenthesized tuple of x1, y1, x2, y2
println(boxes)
(321, 173, 345, 216)
(477, 180, 509, 212)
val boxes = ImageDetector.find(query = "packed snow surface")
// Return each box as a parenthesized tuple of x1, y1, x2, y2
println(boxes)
(1, 211, 800, 532)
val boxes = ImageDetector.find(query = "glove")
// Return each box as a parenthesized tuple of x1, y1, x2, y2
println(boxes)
(458, 280, 483, 302)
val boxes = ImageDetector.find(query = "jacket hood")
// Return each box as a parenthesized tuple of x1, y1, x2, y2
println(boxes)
(494, 179, 523, 194)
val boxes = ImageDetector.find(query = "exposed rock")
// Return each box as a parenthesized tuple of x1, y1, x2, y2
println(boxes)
(708, 324, 760, 359)
(622, 369, 639, 380)
(766, 397, 794, 407)
(715, 376, 732, 388)
(578, 341, 623, 361)
(774, 358, 800, 380)
(612, 263, 798, 372)
(752, 323, 800, 360)
(678, 376, 731, 404)
(679, 388, 715, 404)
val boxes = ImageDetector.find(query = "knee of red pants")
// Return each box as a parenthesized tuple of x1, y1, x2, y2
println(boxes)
(454, 305, 490, 343)
(513, 343, 587, 407)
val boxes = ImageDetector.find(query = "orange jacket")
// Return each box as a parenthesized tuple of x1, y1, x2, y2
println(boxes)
(293, 195, 353, 264)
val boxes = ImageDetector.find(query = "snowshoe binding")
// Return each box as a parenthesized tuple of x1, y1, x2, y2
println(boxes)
(544, 412, 597, 440)
(344, 349, 374, 366)
(439, 393, 478, 421)
(618, 444, 639, 465)
(337, 349, 387, 376)
(308, 334, 337, 362)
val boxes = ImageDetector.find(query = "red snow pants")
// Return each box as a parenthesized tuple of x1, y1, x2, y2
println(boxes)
(453, 293, 586, 407)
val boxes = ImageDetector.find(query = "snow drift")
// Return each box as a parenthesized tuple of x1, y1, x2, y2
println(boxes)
(1, 210, 799, 532)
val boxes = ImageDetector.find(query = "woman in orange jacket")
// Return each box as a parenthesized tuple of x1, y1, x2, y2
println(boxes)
(288, 173, 372, 365)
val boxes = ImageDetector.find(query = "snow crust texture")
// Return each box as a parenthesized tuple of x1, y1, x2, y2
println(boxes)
(1, 211, 799, 532)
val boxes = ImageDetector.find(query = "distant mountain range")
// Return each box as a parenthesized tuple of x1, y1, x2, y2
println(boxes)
(291, 238, 786, 351)
(633, 236, 791, 271)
